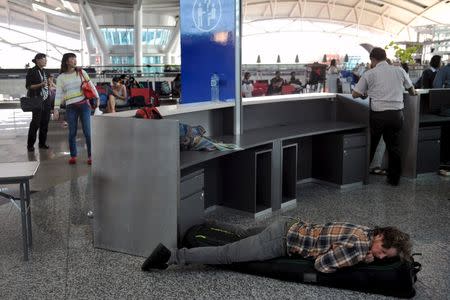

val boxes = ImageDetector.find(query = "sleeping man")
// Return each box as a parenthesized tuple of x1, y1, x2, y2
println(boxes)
(141, 218, 411, 273)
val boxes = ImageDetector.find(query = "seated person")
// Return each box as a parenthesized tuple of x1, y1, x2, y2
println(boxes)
(106, 76, 128, 113)
(119, 74, 129, 87)
(128, 76, 142, 89)
(241, 72, 254, 98)
(288, 71, 303, 92)
(268, 71, 284, 95)
(172, 74, 181, 98)
(142, 219, 411, 274)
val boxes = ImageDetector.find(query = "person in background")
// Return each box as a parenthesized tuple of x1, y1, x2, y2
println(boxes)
(400, 62, 409, 74)
(54, 53, 99, 165)
(25, 53, 52, 152)
(433, 58, 450, 88)
(241, 72, 254, 98)
(327, 59, 339, 93)
(106, 76, 127, 113)
(421, 55, 441, 89)
(172, 74, 181, 98)
(128, 76, 142, 89)
(352, 47, 416, 186)
(288, 71, 303, 93)
(120, 74, 129, 88)
(268, 71, 284, 95)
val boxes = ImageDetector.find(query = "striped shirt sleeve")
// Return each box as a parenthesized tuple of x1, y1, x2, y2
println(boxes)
(55, 74, 64, 107)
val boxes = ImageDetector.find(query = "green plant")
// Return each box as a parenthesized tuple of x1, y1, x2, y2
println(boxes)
(384, 41, 420, 64)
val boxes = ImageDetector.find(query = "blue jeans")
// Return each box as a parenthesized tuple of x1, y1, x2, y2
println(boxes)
(66, 102, 91, 158)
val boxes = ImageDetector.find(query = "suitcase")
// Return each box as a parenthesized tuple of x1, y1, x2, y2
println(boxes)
(182, 224, 421, 299)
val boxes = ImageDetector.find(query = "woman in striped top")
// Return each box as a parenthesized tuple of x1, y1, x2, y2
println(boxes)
(55, 53, 99, 165)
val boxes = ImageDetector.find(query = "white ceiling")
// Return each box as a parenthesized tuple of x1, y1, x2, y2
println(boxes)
(1, 0, 450, 39)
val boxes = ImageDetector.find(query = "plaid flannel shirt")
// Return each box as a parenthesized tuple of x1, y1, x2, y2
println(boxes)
(286, 221, 372, 273)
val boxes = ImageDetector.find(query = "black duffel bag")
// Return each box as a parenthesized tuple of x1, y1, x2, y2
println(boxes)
(20, 96, 43, 112)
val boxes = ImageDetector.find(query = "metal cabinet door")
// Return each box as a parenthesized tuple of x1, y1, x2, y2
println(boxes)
(342, 147, 366, 184)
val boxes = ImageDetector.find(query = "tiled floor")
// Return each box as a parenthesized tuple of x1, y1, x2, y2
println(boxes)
(1, 108, 449, 299)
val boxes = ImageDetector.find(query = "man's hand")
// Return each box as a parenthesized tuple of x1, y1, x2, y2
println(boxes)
(53, 109, 60, 120)
(364, 251, 374, 263)
(407, 86, 417, 96)
(352, 90, 367, 99)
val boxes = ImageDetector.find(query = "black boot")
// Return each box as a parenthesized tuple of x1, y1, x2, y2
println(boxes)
(141, 243, 171, 271)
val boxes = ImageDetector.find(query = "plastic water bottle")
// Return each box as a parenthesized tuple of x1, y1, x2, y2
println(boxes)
(211, 73, 220, 102)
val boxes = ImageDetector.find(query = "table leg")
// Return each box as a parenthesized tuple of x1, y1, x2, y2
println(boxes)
(19, 182, 29, 261)
(25, 180, 32, 248)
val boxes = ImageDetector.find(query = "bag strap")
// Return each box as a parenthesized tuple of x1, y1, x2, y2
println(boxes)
(78, 69, 88, 83)
(410, 253, 422, 278)
(143, 107, 151, 119)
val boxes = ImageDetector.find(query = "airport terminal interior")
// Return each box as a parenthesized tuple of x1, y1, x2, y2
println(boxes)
(1, 0, 450, 299)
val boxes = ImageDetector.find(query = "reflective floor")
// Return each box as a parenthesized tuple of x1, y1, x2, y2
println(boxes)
(0, 108, 449, 299)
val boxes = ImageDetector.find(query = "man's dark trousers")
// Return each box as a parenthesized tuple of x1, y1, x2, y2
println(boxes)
(370, 110, 403, 184)
(27, 100, 51, 148)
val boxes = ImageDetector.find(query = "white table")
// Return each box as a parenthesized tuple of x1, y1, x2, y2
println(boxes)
(0, 162, 39, 261)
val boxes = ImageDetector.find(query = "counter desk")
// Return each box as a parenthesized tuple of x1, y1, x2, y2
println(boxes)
(91, 93, 372, 257)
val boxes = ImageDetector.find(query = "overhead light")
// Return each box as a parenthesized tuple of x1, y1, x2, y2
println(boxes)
(61, 0, 76, 13)
(405, 0, 428, 9)
(367, 0, 384, 7)
(32, 2, 79, 19)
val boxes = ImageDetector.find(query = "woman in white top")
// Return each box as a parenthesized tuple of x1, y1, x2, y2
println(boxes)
(54, 53, 99, 165)
(327, 59, 339, 93)
(241, 72, 254, 98)
(106, 76, 128, 113)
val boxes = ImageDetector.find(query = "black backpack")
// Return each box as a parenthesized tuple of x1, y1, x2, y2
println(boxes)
(129, 95, 145, 107)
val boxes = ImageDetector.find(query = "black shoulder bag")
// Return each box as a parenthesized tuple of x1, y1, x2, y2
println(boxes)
(21, 69, 45, 112)
(20, 96, 43, 112)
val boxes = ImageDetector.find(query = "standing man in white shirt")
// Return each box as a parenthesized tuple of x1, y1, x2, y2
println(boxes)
(352, 47, 416, 186)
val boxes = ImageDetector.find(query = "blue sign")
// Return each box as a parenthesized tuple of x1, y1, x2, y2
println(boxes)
(180, 0, 236, 104)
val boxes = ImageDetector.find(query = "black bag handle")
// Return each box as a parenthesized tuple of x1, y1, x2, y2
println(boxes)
(410, 253, 422, 276)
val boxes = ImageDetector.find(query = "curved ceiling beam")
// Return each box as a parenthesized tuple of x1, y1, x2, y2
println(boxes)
(4, 3, 80, 38)
(244, 16, 394, 37)
(0, 37, 61, 61)
(396, 0, 445, 35)
(244, 0, 443, 32)
(0, 24, 78, 52)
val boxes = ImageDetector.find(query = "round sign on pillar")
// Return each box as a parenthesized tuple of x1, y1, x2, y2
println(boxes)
(192, 0, 222, 32)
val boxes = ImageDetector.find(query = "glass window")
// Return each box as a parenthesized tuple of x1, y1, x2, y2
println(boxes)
(141, 28, 171, 46)
(101, 27, 134, 46)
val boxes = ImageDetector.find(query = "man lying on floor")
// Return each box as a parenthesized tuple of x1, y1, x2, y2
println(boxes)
(141, 218, 411, 273)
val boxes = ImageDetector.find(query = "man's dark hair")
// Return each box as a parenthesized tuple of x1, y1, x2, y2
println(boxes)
(373, 226, 412, 261)
(60, 53, 77, 73)
(369, 47, 387, 61)
(401, 62, 409, 73)
(430, 55, 442, 69)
